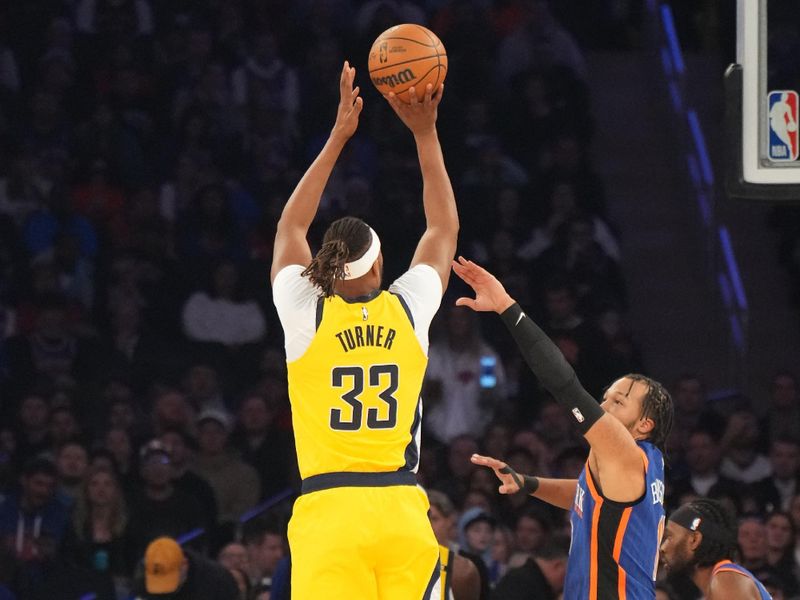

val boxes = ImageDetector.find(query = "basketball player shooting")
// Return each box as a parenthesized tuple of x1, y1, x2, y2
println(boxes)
(451, 257, 674, 600)
(271, 61, 457, 599)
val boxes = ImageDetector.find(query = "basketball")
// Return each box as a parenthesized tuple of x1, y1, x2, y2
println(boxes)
(368, 24, 447, 103)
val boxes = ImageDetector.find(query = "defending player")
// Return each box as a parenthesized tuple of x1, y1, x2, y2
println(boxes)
(271, 61, 457, 599)
(451, 257, 673, 600)
(660, 498, 772, 599)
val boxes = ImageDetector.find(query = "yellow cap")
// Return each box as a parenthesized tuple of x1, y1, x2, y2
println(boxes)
(144, 537, 185, 594)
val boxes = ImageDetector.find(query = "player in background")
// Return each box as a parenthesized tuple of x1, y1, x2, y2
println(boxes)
(271, 60, 457, 599)
(427, 489, 483, 600)
(451, 257, 673, 600)
(660, 498, 772, 599)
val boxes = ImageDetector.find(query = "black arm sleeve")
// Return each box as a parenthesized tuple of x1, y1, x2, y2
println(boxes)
(499, 303, 604, 434)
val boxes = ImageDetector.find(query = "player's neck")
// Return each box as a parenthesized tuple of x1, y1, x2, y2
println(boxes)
(335, 279, 380, 300)
(693, 564, 715, 594)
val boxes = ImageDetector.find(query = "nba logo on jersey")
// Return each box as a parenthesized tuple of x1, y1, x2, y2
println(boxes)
(573, 486, 585, 518)
(768, 90, 799, 161)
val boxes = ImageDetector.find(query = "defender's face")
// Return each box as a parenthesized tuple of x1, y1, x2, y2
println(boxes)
(660, 521, 695, 575)
(600, 378, 648, 433)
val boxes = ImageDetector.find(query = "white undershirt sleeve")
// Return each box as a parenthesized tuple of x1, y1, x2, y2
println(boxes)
(389, 264, 443, 355)
(271, 265, 321, 362)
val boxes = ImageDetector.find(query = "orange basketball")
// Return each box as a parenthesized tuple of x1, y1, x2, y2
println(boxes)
(368, 24, 447, 103)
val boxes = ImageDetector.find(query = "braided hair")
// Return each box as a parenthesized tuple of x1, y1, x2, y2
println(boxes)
(686, 498, 739, 567)
(301, 217, 371, 297)
(623, 373, 674, 454)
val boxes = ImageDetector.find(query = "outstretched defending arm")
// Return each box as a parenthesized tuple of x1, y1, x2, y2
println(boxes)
(270, 61, 363, 283)
(470, 453, 577, 511)
(453, 257, 646, 487)
(384, 84, 458, 293)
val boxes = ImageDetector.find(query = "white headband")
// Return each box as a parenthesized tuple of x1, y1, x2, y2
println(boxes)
(343, 227, 381, 280)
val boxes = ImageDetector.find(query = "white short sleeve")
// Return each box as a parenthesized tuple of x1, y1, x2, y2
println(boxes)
(271, 265, 321, 362)
(389, 264, 442, 355)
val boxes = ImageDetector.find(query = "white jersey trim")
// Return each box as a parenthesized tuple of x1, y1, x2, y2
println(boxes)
(272, 264, 442, 362)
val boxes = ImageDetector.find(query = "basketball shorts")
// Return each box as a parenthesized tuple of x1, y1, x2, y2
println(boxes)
(289, 477, 440, 599)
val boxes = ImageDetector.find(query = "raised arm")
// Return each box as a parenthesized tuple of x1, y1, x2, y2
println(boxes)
(384, 84, 458, 293)
(453, 257, 646, 497)
(270, 61, 363, 283)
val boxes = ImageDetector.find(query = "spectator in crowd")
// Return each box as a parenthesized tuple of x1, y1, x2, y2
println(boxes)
(49, 406, 82, 448)
(667, 373, 712, 463)
(720, 409, 772, 484)
(763, 371, 800, 444)
(125, 440, 207, 564)
(751, 436, 800, 512)
(217, 541, 249, 573)
(491, 533, 569, 600)
(491, 523, 515, 582)
(102, 427, 137, 497)
(229, 391, 297, 499)
(231, 31, 299, 133)
(181, 259, 267, 349)
(150, 389, 195, 436)
(495, 0, 587, 89)
(132, 536, 239, 600)
(64, 464, 130, 587)
(0, 456, 69, 566)
(5, 296, 85, 396)
(669, 428, 740, 509)
(242, 517, 286, 593)
(160, 427, 217, 524)
(481, 422, 513, 463)
(176, 182, 247, 264)
(513, 508, 552, 558)
(99, 295, 170, 392)
(533, 277, 611, 397)
(14, 393, 52, 465)
(435, 434, 480, 508)
(737, 515, 773, 580)
(764, 510, 800, 595)
(54, 439, 89, 505)
(190, 409, 259, 524)
(182, 363, 227, 413)
(458, 508, 499, 585)
(425, 306, 507, 444)
(518, 180, 619, 263)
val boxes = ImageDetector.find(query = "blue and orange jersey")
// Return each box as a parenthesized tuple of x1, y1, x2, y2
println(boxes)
(712, 560, 772, 599)
(564, 440, 665, 600)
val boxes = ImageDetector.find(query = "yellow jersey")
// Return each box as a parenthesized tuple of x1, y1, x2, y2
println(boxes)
(287, 291, 427, 479)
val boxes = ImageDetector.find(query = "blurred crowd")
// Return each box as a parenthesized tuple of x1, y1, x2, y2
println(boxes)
(0, 1, 797, 599)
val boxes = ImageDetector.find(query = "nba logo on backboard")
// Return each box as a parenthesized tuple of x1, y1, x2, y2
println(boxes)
(768, 91, 799, 161)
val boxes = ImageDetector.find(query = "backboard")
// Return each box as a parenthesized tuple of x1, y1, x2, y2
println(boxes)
(726, 0, 800, 199)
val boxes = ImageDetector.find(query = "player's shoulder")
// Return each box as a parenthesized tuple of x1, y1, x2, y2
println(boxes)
(709, 567, 760, 597)
(272, 265, 319, 303)
(390, 264, 442, 299)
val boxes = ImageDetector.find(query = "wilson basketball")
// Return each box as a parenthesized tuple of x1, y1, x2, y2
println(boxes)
(368, 24, 447, 103)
